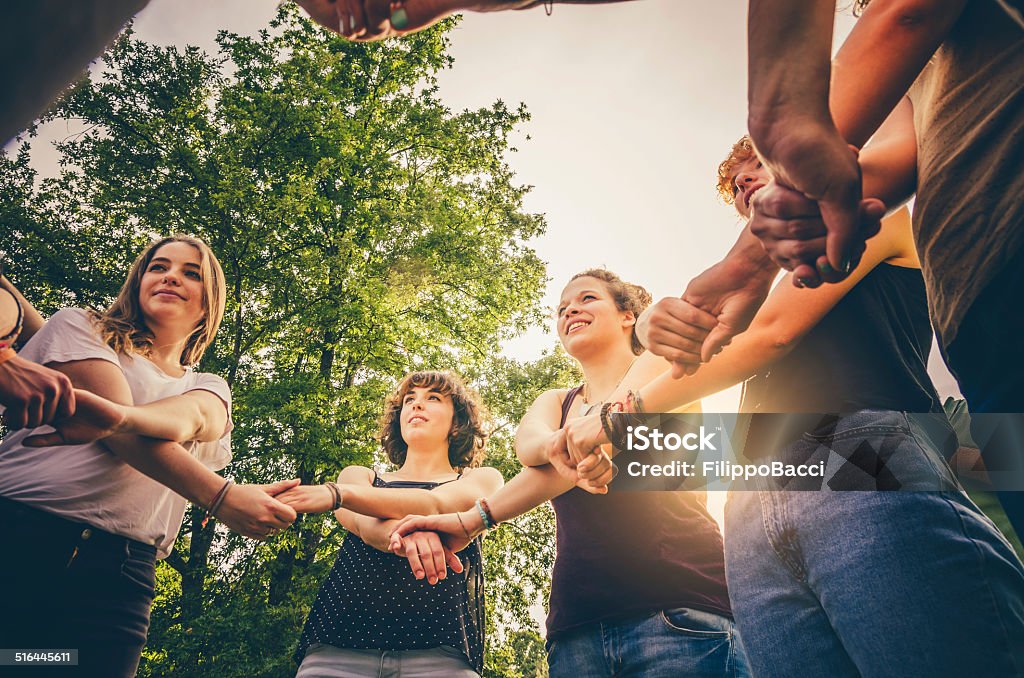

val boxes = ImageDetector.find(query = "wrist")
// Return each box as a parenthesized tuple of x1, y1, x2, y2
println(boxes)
(460, 508, 485, 537)
(725, 230, 778, 282)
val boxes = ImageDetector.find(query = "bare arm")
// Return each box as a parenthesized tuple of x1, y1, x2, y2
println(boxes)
(642, 207, 914, 412)
(120, 389, 228, 443)
(831, 0, 968, 148)
(45, 357, 296, 538)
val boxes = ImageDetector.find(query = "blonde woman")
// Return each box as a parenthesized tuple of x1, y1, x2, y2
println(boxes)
(0, 236, 297, 678)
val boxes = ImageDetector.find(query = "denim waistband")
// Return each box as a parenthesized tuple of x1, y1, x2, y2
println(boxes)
(0, 495, 157, 557)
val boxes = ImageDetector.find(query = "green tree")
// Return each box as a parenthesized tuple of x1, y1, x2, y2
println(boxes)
(1, 6, 574, 675)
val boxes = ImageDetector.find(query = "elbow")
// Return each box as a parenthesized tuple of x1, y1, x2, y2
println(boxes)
(870, 0, 963, 35)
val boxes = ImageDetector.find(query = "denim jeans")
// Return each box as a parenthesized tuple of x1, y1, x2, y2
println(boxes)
(296, 644, 478, 677)
(725, 410, 1024, 677)
(0, 497, 156, 678)
(546, 608, 750, 677)
(945, 247, 1024, 536)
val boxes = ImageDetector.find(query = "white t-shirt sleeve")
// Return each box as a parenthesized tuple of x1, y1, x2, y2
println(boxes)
(185, 372, 233, 471)
(20, 308, 120, 368)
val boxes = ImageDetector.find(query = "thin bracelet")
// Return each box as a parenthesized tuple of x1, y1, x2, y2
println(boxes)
(325, 482, 343, 510)
(0, 286, 23, 342)
(202, 479, 234, 527)
(455, 512, 472, 538)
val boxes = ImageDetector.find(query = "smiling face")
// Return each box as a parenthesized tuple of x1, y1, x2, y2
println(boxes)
(137, 241, 207, 334)
(731, 155, 770, 219)
(556, 276, 635, 358)
(398, 386, 456, 450)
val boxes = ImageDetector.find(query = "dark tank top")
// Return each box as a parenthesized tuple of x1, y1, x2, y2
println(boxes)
(546, 386, 732, 639)
(296, 473, 484, 672)
(741, 264, 943, 456)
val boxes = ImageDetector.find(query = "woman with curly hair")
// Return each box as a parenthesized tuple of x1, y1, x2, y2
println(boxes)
(279, 370, 503, 677)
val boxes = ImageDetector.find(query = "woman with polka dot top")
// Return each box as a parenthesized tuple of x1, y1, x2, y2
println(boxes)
(278, 370, 503, 676)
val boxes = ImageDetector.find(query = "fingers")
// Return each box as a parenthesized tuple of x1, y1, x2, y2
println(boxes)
(700, 325, 736, 364)
(23, 431, 64, 447)
(56, 376, 75, 419)
(445, 546, 464, 574)
(406, 539, 426, 580)
(391, 514, 429, 539)
(267, 496, 298, 525)
(262, 478, 302, 496)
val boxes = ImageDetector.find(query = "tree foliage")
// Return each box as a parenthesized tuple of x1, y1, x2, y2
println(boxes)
(1, 7, 578, 675)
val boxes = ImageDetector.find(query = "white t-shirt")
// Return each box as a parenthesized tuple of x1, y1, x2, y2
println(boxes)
(0, 308, 232, 558)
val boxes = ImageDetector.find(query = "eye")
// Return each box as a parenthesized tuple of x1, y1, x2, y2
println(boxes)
(185, 271, 202, 280)
(557, 306, 566, 317)
(582, 294, 596, 302)
(149, 263, 166, 272)
(429, 394, 441, 401)
(756, 161, 763, 169)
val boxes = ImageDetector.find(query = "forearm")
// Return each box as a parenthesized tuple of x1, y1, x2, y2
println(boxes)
(516, 426, 555, 467)
(122, 394, 224, 442)
(100, 434, 224, 508)
(335, 507, 398, 552)
(831, 0, 967, 148)
(340, 484, 458, 519)
(748, 0, 836, 159)
(640, 324, 788, 413)
(479, 465, 573, 524)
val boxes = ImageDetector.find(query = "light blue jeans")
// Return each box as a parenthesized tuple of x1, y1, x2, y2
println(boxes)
(296, 644, 477, 677)
(546, 608, 750, 677)
(725, 409, 1024, 676)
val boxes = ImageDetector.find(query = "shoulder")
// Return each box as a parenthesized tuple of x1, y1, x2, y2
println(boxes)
(22, 307, 117, 366)
(337, 465, 375, 485)
(46, 307, 96, 333)
(461, 465, 504, 492)
(533, 387, 572, 408)
(189, 371, 232, 398)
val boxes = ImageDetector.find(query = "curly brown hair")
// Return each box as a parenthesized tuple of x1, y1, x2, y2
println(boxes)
(569, 269, 653, 355)
(715, 135, 758, 206)
(378, 371, 488, 470)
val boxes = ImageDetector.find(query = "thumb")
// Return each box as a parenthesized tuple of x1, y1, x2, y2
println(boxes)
(819, 196, 862, 276)
(390, 0, 462, 32)
(260, 478, 301, 496)
(445, 547, 465, 574)
(701, 325, 734, 363)
(23, 432, 65, 447)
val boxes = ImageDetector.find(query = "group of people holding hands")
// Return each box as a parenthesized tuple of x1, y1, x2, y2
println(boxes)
(3, 0, 1023, 675)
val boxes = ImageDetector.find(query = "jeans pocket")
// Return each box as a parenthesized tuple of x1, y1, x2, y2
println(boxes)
(660, 608, 732, 639)
(120, 543, 156, 595)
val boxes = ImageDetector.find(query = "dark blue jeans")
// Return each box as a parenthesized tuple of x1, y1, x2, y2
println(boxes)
(546, 608, 750, 677)
(725, 410, 1024, 676)
(0, 497, 156, 678)
(945, 247, 1024, 536)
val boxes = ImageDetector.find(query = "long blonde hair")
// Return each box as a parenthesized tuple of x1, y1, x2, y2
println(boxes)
(91, 235, 226, 367)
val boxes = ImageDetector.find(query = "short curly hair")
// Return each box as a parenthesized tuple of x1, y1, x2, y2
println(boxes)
(569, 268, 653, 355)
(715, 134, 758, 206)
(378, 371, 488, 470)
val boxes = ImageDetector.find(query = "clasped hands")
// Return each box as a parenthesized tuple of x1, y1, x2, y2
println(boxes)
(295, 0, 533, 41)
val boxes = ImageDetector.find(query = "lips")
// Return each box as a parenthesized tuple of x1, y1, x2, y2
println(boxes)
(407, 415, 428, 425)
(565, 319, 590, 335)
(742, 183, 765, 211)
(154, 289, 185, 300)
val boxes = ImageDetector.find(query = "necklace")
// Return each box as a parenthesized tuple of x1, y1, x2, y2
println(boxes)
(579, 356, 637, 417)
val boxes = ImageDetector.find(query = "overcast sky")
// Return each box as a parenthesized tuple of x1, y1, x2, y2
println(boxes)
(19, 0, 960, 407)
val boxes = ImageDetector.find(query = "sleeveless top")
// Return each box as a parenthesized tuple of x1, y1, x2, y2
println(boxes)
(296, 473, 484, 672)
(742, 264, 943, 456)
(546, 387, 732, 639)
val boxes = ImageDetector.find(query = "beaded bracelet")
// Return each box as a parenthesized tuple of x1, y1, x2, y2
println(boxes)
(475, 499, 494, 530)
(479, 497, 499, 528)
(0, 286, 23, 344)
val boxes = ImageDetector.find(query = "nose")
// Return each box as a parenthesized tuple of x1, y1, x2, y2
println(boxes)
(734, 170, 757, 193)
(162, 268, 180, 285)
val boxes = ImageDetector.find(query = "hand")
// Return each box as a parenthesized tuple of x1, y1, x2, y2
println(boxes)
(547, 426, 613, 493)
(681, 251, 776, 367)
(754, 124, 885, 281)
(750, 178, 884, 288)
(636, 298, 717, 378)
(392, 530, 457, 584)
(296, 0, 457, 41)
(23, 389, 127, 447)
(389, 511, 478, 564)
(0, 355, 76, 429)
(215, 478, 300, 539)
(276, 484, 335, 513)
